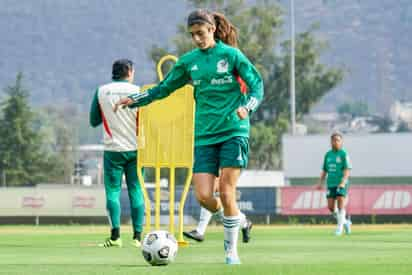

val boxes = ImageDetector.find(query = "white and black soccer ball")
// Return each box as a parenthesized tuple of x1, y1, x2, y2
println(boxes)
(141, 230, 178, 266)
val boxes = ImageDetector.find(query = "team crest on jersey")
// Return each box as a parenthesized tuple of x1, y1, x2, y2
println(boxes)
(217, 59, 229, 73)
(190, 64, 199, 71)
(336, 156, 341, 163)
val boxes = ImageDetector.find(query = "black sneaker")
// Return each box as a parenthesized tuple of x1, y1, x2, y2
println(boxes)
(183, 230, 204, 242)
(241, 219, 252, 243)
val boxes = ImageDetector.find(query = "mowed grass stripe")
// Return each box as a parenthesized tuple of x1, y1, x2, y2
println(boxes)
(0, 225, 411, 275)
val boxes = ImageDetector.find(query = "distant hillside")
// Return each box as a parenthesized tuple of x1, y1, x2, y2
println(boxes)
(0, 0, 187, 109)
(0, 0, 411, 114)
(290, 0, 412, 113)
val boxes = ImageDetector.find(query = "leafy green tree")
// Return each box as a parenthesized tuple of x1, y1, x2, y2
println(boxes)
(337, 101, 370, 118)
(0, 73, 64, 185)
(265, 26, 344, 122)
(36, 106, 77, 184)
(149, 0, 343, 169)
(249, 118, 288, 169)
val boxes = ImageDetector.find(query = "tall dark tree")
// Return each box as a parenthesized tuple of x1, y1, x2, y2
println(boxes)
(0, 73, 63, 185)
(35, 106, 78, 184)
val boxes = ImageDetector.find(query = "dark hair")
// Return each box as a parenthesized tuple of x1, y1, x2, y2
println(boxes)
(187, 9, 238, 48)
(331, 132, 343, 139)
(112, 59, 133, 80)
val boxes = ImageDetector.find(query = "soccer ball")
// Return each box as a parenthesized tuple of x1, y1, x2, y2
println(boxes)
(141, 230, 178, 266)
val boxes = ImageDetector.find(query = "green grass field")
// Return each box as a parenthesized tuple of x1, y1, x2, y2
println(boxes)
(0, 224, 411, 275)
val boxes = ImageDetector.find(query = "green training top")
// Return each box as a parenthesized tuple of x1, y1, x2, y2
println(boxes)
(322, 148, 352, 187)
(128, 40, 264, 146)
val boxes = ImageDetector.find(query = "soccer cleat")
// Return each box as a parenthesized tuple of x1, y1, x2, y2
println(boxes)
(241, 219, 253, 243)
(98, 238, 122, 248)
(131, 239, 141, 248)
(224, 241, 241, 264)
(344, 219, 352, 235)
(225, 257, 241, 265)
(335, 227, 343, 236)
(183, 230, 204, 242)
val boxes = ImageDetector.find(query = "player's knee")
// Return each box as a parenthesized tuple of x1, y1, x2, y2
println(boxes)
(219, 191, 234, 207)
(327, 201, 335, 212)
(195, 192, 211, 206)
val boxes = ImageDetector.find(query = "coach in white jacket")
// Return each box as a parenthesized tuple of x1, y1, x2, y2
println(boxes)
(90, 59, 144, 248)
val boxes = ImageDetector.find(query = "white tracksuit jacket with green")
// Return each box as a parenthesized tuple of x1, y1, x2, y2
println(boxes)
(89, 80, 140, 151)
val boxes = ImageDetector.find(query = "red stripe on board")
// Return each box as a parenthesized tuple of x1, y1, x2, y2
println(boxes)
(280, 185, 412, 215)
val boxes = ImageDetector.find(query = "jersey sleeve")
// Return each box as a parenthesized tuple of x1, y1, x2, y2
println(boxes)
(322, 153, 328, 172)
(89, 89, 102, 127)
(233, 49, 264, 113)
(128, 58, 190, 108)
(342, 152, 352, 170)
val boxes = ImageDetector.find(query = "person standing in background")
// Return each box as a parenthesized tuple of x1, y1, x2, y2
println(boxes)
(90, 59, 145, 247)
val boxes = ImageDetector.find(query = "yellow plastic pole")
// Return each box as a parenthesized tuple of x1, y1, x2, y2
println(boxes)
(177, 169, 192, 247)
(169, 119, 176, 235)
(169, 166, 175, 235)
(155, 133, 161, 230)
(157, 55, 178, 81)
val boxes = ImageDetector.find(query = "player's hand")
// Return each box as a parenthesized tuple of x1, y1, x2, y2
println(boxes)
(236, 106, 249, 120)
(314, 182, 323, 190)
(338, 183, 345, 189)
(114, 97, 133, 112)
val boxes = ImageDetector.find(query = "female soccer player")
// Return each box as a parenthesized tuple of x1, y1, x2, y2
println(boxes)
(115, 10, 263, 264)
(90, 59, 145, 248)
(316, 132, 352, 236)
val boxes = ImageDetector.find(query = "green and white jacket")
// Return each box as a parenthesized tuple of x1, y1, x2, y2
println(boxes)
(89, 80, 140, 152)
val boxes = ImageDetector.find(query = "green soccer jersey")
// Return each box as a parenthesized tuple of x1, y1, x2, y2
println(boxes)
(322, 149, 352, 187)
(128, 40, 264, 146)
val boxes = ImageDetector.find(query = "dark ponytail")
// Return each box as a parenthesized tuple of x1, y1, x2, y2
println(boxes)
(212, 12, 238, 48)
(187, 10, 238, 48)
